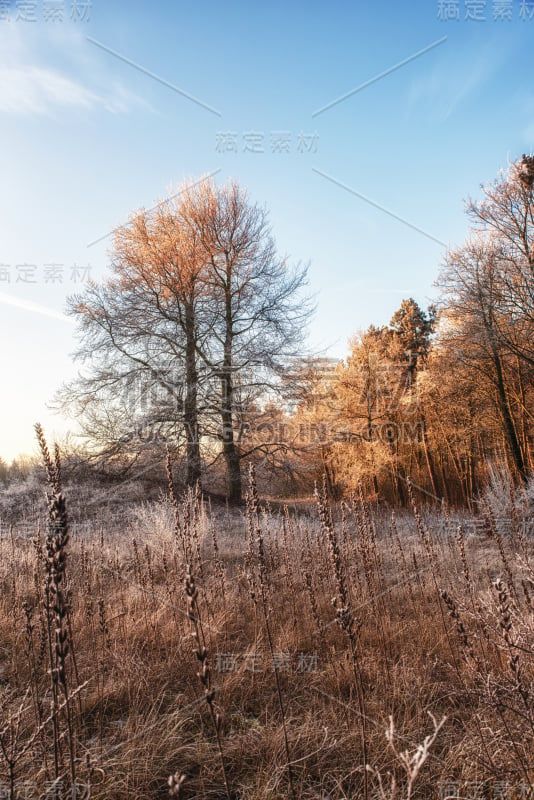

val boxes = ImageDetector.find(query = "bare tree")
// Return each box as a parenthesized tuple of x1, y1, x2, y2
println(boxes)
(58, 178, 313, 500)
(59, 192, 213, 485)
(438, 239, 529, 484)
(466, 154, 534, 368)
(432, 155, 534, 487)
(176, 178, 313, 502)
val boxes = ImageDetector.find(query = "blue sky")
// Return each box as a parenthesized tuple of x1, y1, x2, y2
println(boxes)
(1, 0, 533, 461)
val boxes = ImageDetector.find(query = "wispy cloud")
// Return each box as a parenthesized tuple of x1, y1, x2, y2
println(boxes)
(86, 36, 222, 117)
(407, 40, 509, 120)
(312, 36, 447, 118)
(0, 65, 102, 113)
(0, 26, 146, 115)
(0, 291, 73, 322)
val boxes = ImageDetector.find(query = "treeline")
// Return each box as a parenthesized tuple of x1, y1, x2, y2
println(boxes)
(0, 456, 34, 485)
(52, 156, 534, 505)
(278, 155, 534, 504)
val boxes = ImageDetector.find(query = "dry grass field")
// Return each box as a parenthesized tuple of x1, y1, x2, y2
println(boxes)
(1, 438, 534, 799)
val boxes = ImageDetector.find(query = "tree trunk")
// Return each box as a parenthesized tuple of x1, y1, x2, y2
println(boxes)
(220, 280, 242, 504)
(516, 355, 533, 472)
(438, 454, 450, 505)
(490, 341, 528, 485)
(184, 302, 202, 488)
(420, 409, 440, 501)
(220, 382, 242, 503)
(384, 421, 405, 506)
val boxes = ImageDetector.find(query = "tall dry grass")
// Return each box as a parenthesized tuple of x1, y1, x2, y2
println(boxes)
(1, 433, 534, 797)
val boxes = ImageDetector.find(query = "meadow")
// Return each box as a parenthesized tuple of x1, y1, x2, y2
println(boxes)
(1, 440, 534, 799)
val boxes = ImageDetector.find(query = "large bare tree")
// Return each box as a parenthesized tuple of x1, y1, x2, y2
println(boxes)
(176, 179, 312, 502)
(59, 178, 312, 499)
(58, 199, 212, 485)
